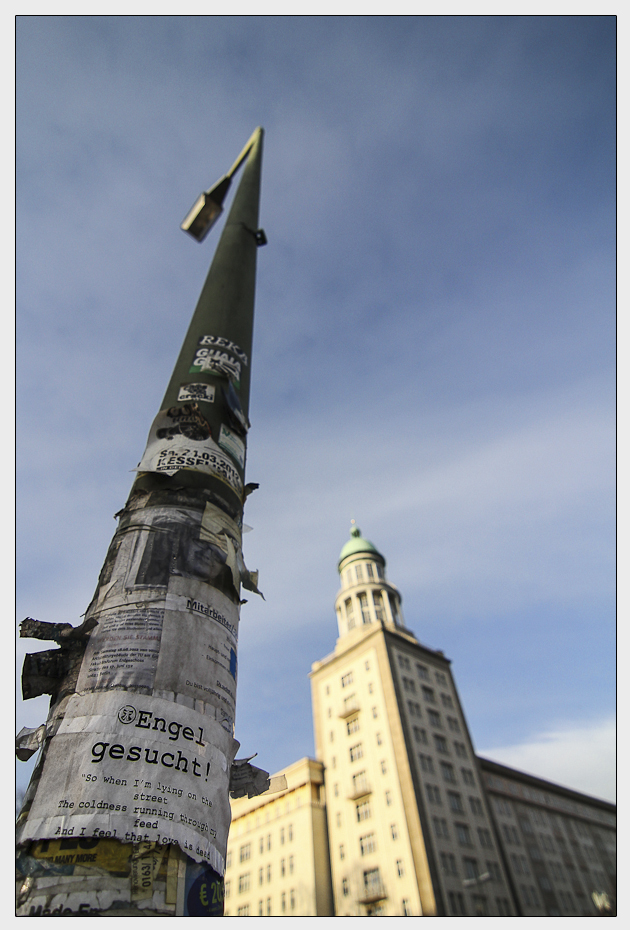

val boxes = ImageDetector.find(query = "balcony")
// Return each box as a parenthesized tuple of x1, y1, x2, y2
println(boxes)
(359, 883, 387, 904)
(348, 781, 372, 800)
(338, 698, 360, 718)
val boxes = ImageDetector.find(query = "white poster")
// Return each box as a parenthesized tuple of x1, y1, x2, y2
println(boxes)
(19, 693, 238, 873)
(137, 406, 242, 495)
(77, 603, 164, 692)
(154, 578, 239, 728)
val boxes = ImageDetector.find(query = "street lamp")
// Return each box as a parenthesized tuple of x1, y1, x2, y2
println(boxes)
(181, 126, 267, 244)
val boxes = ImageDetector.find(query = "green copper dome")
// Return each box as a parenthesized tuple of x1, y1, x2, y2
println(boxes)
(338, 523, 384, 570)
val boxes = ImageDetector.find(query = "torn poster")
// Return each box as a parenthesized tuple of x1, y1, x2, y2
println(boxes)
(136, 406, 242, 496)
(218, 423, 245, 469)
(17, 692, 238, 874)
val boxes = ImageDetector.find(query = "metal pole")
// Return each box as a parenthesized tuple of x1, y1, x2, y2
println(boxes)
(16, 128, 265, 917)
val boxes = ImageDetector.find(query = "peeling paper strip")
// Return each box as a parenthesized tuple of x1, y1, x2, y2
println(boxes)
(131, 842, 166, 901)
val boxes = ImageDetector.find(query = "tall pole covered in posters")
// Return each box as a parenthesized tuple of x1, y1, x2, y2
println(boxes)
(17, 128, 267, 917)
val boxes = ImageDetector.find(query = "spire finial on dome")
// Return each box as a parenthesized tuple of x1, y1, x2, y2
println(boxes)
(350, 518, 361, 538)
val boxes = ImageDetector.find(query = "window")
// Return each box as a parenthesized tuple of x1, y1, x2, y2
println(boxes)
(239, 843, 251, 862)
(456, 822, 473, 846)
(380, 759, 387, 774)
(280, 827, 285, 845)
(441, 852, 457, 874)
(402, 898, 411, 916)
(461, 767, 475, 786)
(472, 894, 488, 916)
(496, 897, 511, 916)
(422, 686, 436, 703)
(408, 701, 422, 718)
(353, 771, 369, 795)
(486, 860, 502, 882)
(258, 867, 263, 885)
(502, 824, 520, 844)
(329, 730, 334, 742)
(435, 671, 447, 686)
(342, 878, 349, 896)
(396, 859, 404, 877)
(266, 897, 271, 916)
(333, 783, 339, 797)
(339, 844, 345, 860)
(441, 693, 454, 708)
(398, 654, 411, 670)
(454, 741, 467, 758)
(360, 833, 376, 855)
(402, 676, 415, 692)
(345, 598, 355, 629)
(258, 836, 264, 854)
(463, 857, 479, 880)
(366, 563, 374, 580)
(510, 853, 529, 875)
(520, 884, 539, 907)
(281, 891, 286, 913)
(356, 799, 371, 821)
(373, 590, 385, 620)
(448, 891, 466, 915)
(266, 864, 271, 882)
(341, 672, 353, 688)
(372, 706, 378, 718)
(478, 828, 493, 848)
(434, 735, 448, 753)
(426, 784, 441, 805)
(363, 867, 382, 895)
(280, 858, 286, 876)
(440, 761, 456, 782)
(433, 817, 449, 838)
(519, 817, 533, 835)
(416, 664, 429, 680)
(413, 726, 428, 745)
(376, 732, 383, 745)
(469, 796, 483, 816)
(391, 823, 399, 840)
(365, 659, 370, 670)
(428, 709, 442, 727)
(385, 790, 392, 806)
(290, 889, 295, 911)
(288, 824, 293, 841)
(238, 873, 250, 893)
(419, 753, 434, 773)
(448, 792, 464, 813)
(225, 880, 231, 897)
(226, 851, 232, 869)
(349, 743, 363, 762)
(237, 905, 250, 916)
(447, 716, 460, 732)
(347, 716, 360, 735)
(368, 682, 374, 693)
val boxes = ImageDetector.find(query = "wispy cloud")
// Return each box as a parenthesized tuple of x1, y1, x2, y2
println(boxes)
(479, 716, 617, 803)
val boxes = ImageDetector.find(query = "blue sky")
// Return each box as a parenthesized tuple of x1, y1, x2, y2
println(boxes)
(16, 16, 616, 803)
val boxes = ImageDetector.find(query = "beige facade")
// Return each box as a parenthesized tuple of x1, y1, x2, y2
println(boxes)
(480, 758, 616, 917)
(223, 757, 333, 917)
(224, 524, 616, 916)
(310, 526, 515, 917)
